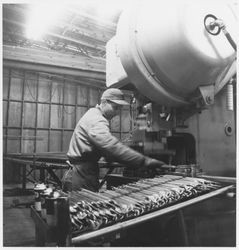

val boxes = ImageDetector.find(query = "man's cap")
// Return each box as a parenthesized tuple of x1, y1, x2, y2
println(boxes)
(101, 88, 129, 105)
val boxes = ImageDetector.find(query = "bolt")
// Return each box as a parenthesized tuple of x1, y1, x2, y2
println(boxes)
(206, 96, 212, 104)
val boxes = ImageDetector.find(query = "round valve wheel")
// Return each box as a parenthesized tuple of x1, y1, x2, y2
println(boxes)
(204, 14, 221, 35)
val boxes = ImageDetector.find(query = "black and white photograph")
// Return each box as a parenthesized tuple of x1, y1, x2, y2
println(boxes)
(1, 0, 237, 247)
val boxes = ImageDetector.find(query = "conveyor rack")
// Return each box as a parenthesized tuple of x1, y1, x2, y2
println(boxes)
(69, 174, 233, 245)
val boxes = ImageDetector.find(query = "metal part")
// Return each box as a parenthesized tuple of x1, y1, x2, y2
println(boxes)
(226, 80, 234, 111)
(204, 14, 237, 52)
(224, 123, 233, 136)
(71, 183, 233, 245)
(197, 175, 236, 184)
(204, 14, 221, 35)
(107, 1, 236, 107)
(68, 175, 227, 238)
(197, 85, 215, 106)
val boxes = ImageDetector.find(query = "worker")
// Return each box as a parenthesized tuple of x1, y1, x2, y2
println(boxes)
(62, 88, 165, 192)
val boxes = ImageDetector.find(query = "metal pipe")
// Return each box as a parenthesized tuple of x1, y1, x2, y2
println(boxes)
(222, 28, 237, 52)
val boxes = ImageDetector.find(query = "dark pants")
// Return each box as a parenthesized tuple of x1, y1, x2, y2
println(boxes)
(62, 161, 99, 192)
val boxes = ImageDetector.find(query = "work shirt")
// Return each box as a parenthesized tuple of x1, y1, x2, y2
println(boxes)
(63, 105, 147, 192)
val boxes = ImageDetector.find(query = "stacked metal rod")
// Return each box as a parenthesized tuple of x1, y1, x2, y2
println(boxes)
(69, 175, 221, 235)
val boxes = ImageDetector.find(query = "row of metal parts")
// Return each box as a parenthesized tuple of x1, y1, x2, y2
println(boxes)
(69, 175, 221, 234)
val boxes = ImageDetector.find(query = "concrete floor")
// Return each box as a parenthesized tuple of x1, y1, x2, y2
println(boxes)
(3, 183, 36, 246)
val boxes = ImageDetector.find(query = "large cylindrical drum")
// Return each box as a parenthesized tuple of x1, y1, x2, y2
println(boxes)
(116, 0, 237, 107)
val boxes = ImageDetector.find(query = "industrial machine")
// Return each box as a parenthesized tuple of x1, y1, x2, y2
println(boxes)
(105, 0, 236, 245)
(106, 0, 237, 177)
(30, 0, 237, 247)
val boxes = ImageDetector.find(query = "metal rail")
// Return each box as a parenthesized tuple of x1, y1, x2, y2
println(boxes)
(199, 175, 236, 184)
(71, 185, 233, 245)
(4, 156, 69, 188)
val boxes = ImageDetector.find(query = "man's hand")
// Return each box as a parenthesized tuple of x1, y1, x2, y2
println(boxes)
(144, 157, 165, 169)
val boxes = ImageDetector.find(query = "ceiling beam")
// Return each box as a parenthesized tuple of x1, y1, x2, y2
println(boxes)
(3, 4, 116, 44)
(3, 18, 106, 52)
(66, 6, 117, 32)
(3, 45, 106, 80)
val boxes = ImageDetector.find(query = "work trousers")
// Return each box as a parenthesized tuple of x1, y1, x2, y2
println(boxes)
(62, 161, 99, 192)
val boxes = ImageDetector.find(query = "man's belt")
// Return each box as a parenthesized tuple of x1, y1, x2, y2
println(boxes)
(66, 158, 86, 169)
(67, 158, 87, 164)
(67, 155, 99, 165)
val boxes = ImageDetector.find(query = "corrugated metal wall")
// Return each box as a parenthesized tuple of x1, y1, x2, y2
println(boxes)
(3, 67, 133, 183)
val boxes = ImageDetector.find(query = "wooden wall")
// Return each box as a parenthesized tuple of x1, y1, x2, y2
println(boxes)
(3, 67, 133, 183)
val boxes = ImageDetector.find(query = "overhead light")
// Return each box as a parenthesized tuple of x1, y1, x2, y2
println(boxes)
(25, 3, 66, 40)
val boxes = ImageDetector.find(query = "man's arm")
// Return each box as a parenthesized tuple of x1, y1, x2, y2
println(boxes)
(88, 119, 164, 169)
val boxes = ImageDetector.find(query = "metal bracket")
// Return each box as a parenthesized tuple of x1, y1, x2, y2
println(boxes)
(198, 85, 215, 106)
